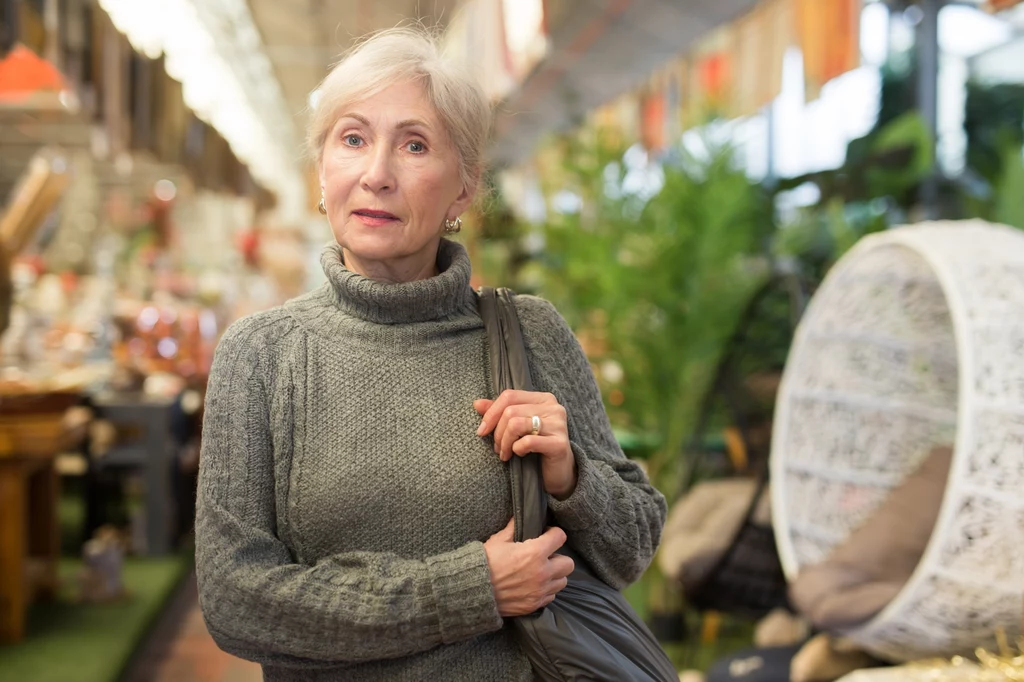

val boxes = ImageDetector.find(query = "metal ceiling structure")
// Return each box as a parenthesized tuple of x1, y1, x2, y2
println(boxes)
(89, 0, 1024, 215)
(246, 0, 762, 172)
(489, 0, 761, 167)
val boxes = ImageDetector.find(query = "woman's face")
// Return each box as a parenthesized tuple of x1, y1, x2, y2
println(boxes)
(319, 80, 473, 281)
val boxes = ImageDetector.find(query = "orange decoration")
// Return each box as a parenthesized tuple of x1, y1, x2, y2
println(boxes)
(699, 52, 732, 100)
(640, 89, 667, 152)
(796, 0, 861, 101)
(0, 45, 67, 102)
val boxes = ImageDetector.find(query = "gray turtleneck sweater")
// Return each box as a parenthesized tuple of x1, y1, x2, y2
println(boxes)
(195, 239, 667, 681)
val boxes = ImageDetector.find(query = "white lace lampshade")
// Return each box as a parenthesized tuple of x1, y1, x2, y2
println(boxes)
(770, 220, 1024, 662)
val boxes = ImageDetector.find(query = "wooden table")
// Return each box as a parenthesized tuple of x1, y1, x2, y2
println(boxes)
(0, 413, 65, 644)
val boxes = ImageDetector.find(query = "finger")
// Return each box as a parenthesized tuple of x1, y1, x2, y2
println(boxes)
(473, 399, 493, 417)
(500, 404, 566, 449)
(494, 404, 533, 458)
(511, 433, 568, 458)
(498, 406, 563, 461)
(550, 555, 575, 580)
(477, 390, 515, 436)
(499, 413, 537, 461)
(489, 517, 515, 541)
(478, 390, 555, 436)
(549, 576, 569, 595)
(532, 526, 567, 557)
(502, 389, 555, 405)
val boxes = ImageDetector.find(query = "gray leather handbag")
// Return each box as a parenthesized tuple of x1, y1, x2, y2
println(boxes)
(478, 287, 679, 682)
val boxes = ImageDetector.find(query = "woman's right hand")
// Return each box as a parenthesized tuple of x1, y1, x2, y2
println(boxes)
(483, 519, 575, 617)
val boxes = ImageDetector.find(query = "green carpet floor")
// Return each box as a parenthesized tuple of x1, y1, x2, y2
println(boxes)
(0, 555, 190, 682)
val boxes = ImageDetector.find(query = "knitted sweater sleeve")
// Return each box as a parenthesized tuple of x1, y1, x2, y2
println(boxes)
(194, 317, 503, 668)
(515, 296, 668, 589)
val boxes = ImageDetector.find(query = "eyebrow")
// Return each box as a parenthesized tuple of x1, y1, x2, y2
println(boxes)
(338, 113, 431, 131)
(338, 113, 371, 127)
(396, 118, 431, 130)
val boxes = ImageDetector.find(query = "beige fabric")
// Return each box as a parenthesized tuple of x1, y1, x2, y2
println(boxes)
(755, 608, 810, 648)
(789, 446, 953, 631)
(753, 481, 773, 526)
(658, 478, 757, 586)
(790, 634, 877, 682)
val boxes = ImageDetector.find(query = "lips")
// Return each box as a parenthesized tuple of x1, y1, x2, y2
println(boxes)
(353, 209, 398, 220)
(352, 208, 399, 227)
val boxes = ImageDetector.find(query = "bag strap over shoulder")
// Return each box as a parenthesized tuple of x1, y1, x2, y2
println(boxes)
(478, 287, 548, 543)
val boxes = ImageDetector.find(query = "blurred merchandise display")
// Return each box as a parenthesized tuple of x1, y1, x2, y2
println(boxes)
(0, 3, 311, 658)
(77, 525, 127, 604)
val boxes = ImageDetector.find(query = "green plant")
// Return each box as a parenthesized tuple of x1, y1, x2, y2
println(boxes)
(515, 130, 772, 499)
(774, 111, 934, 214)
(995, 146, 1024, 230)
(964, 81, 1024, 188)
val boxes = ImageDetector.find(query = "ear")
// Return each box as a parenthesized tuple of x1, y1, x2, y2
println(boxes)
(447, 174, 479, 220)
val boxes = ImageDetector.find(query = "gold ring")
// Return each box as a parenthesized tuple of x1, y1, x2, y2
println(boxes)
(530, 415, 542, 436)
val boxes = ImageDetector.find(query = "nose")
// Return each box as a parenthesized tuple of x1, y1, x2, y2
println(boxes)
(361, 143, 396, 193)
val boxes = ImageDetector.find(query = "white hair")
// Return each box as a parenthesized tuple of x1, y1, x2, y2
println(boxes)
(308, 27, 491, 192)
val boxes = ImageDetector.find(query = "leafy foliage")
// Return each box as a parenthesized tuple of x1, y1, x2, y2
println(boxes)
(995, 147, 1024, 230)
(518, 132, 772, 495)
(964, 80, 1024, 188)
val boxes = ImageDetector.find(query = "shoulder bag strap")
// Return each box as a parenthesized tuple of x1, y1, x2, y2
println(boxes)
(478, 287, 548, 542)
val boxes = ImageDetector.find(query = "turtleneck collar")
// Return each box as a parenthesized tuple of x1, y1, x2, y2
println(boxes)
(318, 238, 477, 325)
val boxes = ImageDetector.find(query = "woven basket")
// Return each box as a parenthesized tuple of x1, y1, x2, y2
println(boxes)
(770, 220, 1024, 662)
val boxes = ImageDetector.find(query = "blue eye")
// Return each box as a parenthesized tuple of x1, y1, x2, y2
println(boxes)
(408, 141, 425, 153)
(344, 135, 363, 147)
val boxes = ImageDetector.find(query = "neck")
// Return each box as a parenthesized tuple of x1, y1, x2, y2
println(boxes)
(310, 238, 476, 326)
(341, 242, 442, 284)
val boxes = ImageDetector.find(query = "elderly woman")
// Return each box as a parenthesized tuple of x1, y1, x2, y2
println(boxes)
(195, 27, 666, 682)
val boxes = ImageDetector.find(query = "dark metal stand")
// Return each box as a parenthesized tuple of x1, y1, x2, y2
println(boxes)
(89, 393, 181, 556)
(916, 0, 944, 219)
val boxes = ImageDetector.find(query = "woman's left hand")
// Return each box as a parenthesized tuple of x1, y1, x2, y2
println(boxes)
(474, 390, 578, 500)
